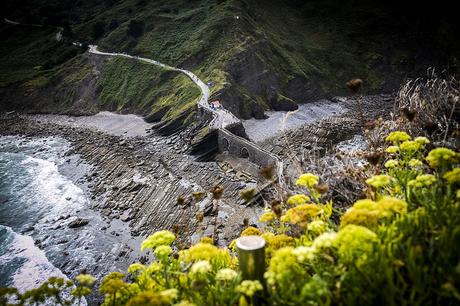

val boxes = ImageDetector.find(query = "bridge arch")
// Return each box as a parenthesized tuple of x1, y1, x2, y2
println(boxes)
(221, 138, 229, 151)
(240, 147, 250, 158)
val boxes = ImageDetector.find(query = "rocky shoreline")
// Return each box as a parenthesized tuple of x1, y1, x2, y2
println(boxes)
(0, 114, 265, 243)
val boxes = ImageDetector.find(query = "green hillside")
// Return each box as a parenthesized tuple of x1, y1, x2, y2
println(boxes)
(1, 0, 458, 124)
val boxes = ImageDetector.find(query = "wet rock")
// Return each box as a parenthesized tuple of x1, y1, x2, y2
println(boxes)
(203, 201, 214, 216)
(120, 213, 132, 222)
(57, 239, 69, 244)
(68, 218, 89, 228)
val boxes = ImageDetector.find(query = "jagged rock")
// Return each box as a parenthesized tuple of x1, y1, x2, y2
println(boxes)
(68, 218, 89, 228)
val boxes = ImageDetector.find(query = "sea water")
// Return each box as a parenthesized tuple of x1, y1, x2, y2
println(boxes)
(0, 135, 86, 290)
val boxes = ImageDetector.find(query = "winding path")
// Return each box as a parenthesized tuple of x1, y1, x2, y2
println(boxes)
(89, 45, 239, 129)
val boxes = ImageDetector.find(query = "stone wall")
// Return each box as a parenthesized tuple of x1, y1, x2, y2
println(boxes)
(217, 128, 278, 168)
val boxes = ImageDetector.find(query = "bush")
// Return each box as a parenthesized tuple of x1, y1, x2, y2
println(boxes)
(1, 131, 458, 305)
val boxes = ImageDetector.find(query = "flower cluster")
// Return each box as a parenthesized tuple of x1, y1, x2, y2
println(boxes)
(281, 204, 322, 227)
(386, 131, 411, 143)
(408, 159, 424, 168)
(258, 211, 276, 223)
(190, 260, 211, 274)
(366, 175, 393, 188)
(443, 168, 460, 184)
(236, 280, 263, 297)
(295, 173, 319, 188)
(408, 174, 437, 188)
(341, 197, 407, 229)
(215, 268, 238, 281)
(287, 194, 310, 206)
(384, 159, 399, 168)
(335, 224, 379, 265)
(141, 230, 176, 251)
(426, 148, 459, 168)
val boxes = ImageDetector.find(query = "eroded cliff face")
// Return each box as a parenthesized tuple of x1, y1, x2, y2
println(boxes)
(0, 54, 103, 116)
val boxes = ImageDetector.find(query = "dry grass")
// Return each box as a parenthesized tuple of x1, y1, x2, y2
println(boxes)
(395, 69, 459, 144)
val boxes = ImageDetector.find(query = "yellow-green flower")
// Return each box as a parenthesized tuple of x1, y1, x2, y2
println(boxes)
(76, 274, 95, 287)
(99, 272, 128, 295)
(408, 174, 436, 188)
(295, 173, 319, 188)
(293, 246, 316, 263)
(377, 197, 407, 215)
(366, 175, 393, 188)
(265, 247, 303, 286)
(386, 131, 411, 143)
(282, 204, 322, 227)
(160, 289, 178, 302)
(341, 208, 380, 229)
(236, 280, 263, 297)
(409, 159, 423, 168)
(181, 243, 231, 270)
(399, 140, 421, 153)
(335, 225, 378, 264)
(426, 148, 459, 168)
(259, 211, 276, 223)
(353, 199, 378, 210)
(190, 260, 211, 274)
(307, 220, 327, 234)
(215, 268, 238, 281)
(414, 136, 430, 145)
(287, 194, 310, 206)
(241, 226, 261, 236)
(141, 230, 175, 251)
(384, 159, 399, 168)
(443, 168, 460, 184)
(386, 146, 399, 154)
(128, 263, 146, 274)
(312, 232, 337, 250)
(154, 245, 173, 257)
(263, 234, 295, 255)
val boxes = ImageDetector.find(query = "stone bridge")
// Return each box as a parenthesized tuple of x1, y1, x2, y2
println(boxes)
(197, 104, 282, 174)
(217, 128, 278, 168)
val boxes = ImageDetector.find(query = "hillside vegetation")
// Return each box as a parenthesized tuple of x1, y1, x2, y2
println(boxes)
(1, 0, 459, 124)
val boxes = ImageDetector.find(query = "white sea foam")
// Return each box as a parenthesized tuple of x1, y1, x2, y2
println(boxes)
(0, 225, 67, 290)
(20, 156, 87, 215)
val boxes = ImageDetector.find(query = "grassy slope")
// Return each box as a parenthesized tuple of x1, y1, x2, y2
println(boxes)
(97, 57, 200, 124)
(1, 0, 458, 121)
